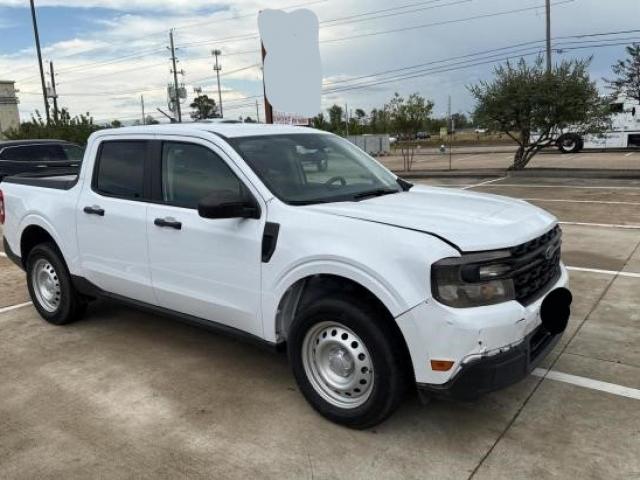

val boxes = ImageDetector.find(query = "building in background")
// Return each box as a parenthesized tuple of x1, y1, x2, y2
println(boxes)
(0, 80, 20, 136)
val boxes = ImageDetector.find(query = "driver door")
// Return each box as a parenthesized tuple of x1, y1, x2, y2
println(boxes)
(146, 139, 265, 337)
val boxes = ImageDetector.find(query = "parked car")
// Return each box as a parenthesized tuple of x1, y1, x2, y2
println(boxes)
(416, 131, 431, 140)
(474, 128, 488, 134)
(0, 124, 572, 428)
(0, 139, 84, 181)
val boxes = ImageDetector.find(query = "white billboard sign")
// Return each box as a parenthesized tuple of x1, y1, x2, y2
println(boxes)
(258, 8, 322, 121)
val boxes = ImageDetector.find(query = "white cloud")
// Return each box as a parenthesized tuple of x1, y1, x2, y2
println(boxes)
(4, 0, 640, 122)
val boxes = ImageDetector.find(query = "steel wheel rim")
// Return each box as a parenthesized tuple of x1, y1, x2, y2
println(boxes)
(302, 321, 374, 409)
(31, 258, 61, 313)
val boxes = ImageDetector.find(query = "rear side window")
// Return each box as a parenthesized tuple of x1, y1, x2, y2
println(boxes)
(95, 141, 146, 199)
(1, 144, 66, 162)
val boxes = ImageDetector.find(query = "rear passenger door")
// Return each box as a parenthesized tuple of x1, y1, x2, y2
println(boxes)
(76, 139, 156, 304)
(146, 139, 265, 337)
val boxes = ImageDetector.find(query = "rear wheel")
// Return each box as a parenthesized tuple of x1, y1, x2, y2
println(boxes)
(26, 243, 86, 325)
(288, 296, 408, 429)
(558, 134, 583, 154)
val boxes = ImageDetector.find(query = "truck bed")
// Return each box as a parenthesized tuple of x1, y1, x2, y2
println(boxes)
(1, 169, 79, 190)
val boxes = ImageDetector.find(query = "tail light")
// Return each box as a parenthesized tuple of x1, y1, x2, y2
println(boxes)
(0, 190, 5, 224)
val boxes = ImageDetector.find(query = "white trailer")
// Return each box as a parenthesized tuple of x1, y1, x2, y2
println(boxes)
(557, 97, 640, 153)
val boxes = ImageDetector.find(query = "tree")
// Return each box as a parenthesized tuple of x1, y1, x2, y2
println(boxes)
(145, 115, 159, 125)
(312, 112, 329, 130)
(451, 112, 470, 130)
(606, 43, 640, 103)
(110, 119, 122, 128)
(190, 94, 220, 120)
(369, 107, 391, 134)
(327, 104, 344, 134)
(387, 92, 434, 170)
(470, 57, 609, 170)
(5, 108, 100, 145)
(244, 116, 256, 123)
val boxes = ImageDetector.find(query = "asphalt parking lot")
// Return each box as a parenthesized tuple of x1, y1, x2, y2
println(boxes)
(1, 175, 640, 479)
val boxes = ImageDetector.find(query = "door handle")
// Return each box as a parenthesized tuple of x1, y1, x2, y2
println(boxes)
(83, 205, 105, 216)
(154, 217, 182, 230)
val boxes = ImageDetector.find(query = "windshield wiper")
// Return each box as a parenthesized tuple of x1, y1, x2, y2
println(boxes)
(353, 188, 399, 201)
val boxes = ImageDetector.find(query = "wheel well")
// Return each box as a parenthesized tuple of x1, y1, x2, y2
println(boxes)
(20, 226, 57, 266)
(276, 274, 414, 375)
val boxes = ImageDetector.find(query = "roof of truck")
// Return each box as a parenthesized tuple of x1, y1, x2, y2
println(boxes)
(94, 123, 323, 140)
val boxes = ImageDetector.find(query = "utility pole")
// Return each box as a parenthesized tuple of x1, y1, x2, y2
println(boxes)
(29, 0, 50, 124)
(140, 95, 146, 125)
(545, 0, 552, 73)
(345, 103, 349, 137)
(448, 95, 453, 171)
(212, 49, 223, 118)
(48, 60, 59, 122)
(256, 99, 260, 123)
(169, 29, 182, 123)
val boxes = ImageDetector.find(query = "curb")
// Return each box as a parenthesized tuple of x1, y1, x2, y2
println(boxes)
(395, 168, 640, 180)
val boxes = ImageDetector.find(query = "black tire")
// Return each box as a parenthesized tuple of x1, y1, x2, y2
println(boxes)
(288, 295, 409, 429)
(558, 133, 583, 154)
(26, 243, 86, 325)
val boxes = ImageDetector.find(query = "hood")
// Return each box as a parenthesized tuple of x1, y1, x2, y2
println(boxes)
(305, 185, 556, 252)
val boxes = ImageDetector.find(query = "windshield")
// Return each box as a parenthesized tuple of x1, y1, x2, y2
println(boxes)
(231, 133, 401, 204)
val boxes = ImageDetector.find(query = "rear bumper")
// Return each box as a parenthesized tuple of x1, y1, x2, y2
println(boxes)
(2, 237, 23, 270)
(416, 325, 561, 401)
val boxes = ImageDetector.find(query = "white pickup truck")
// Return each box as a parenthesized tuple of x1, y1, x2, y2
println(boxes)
(0, 124, 572, 428)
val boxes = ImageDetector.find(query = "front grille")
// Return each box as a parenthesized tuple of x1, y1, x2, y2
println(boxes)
(510, 226, 562, 305)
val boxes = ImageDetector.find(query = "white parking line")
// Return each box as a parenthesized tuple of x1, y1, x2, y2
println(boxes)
(567, 266, 640, 278)
(559, 221, 640, 230)
(0, 302, 32, 315)
(524, 198, 640, 206)
(532, 368, 640, 400)
(462, 177, 506, 190)
(625, 152, 635, 157)
(0, 251, 6, 258)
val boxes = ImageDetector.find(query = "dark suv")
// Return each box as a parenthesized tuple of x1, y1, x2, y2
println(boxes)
(0, 140, 84, 181)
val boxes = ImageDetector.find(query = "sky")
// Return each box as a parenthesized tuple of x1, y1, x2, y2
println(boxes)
(0, 0, 639, 125)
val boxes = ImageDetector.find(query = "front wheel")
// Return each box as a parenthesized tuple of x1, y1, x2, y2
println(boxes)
(26, 243, 87, 325)
(288, 296, 408, 429)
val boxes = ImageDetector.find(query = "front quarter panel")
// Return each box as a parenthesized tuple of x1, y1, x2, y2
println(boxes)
(260, 200, 459, 343)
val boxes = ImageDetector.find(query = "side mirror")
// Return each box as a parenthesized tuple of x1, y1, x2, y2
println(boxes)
(197, 190, 260, 220)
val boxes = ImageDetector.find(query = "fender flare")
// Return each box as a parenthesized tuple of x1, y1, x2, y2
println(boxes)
(262, 258, 419, 343)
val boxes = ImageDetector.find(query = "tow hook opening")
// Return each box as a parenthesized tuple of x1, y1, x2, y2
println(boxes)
(540, 287, 573, 335)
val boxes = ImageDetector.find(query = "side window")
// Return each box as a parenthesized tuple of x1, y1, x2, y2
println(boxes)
(62, 144, 85, 161)
(95, 141, 146, 199)
(161, 142, 241, 209)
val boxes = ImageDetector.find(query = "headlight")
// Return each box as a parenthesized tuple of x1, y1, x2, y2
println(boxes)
(431, 252, 516, 308)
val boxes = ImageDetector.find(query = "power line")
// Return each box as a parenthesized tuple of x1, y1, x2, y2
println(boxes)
(322, 0, 472, 28)
(321, 0, 576, 44)
(181, 0, 478, 48)
(320, 38, 637, 95)
(321, 33, 636, 89)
